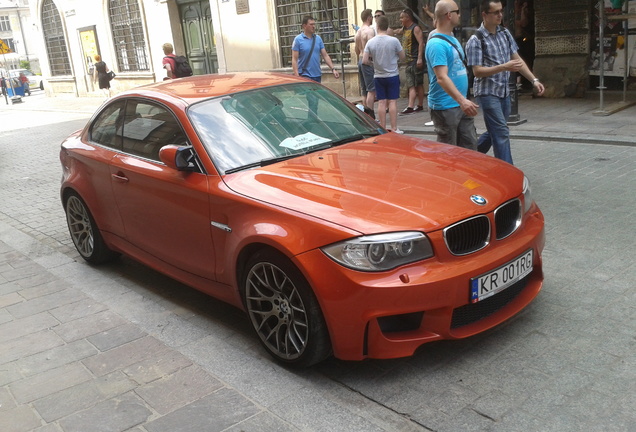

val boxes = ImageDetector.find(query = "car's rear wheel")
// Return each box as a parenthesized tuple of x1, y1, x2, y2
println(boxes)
(65, 192, 118, 264)
(243, 250, 331, 367)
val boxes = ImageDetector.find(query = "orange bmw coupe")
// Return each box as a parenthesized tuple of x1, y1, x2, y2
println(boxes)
(60, 73, 544, 367)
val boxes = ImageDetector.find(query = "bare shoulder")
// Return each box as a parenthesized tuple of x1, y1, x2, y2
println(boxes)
(361, 25, 375, 41)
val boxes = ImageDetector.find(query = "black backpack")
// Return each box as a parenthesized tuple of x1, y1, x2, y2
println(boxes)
(167, 55, 193, 78)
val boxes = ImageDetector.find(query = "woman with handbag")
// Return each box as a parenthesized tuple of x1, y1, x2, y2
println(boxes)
(93, 55, 114, 97)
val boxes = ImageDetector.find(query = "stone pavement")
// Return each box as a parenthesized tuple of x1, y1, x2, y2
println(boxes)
(0, 90, 635, 432)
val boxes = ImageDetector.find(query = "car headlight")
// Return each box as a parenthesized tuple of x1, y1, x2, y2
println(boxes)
(523, 176, 533, 213)
(321, 232, 434, 271)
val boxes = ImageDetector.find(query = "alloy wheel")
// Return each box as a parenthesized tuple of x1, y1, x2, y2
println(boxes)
(66, 195, 95, 258)
(245, 262, 310, 361)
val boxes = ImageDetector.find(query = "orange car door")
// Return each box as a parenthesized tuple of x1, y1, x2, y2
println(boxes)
(109, 100, 216, 279)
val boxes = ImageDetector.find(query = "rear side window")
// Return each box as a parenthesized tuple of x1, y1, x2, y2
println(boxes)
(120, 100, 188, 161)
(89, 100, 125, 150)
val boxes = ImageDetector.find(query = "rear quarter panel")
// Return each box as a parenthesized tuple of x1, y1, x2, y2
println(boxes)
(60, 134, 126, 239)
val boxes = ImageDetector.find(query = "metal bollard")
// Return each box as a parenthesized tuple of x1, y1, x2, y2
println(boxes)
(507, 72, 526, 125)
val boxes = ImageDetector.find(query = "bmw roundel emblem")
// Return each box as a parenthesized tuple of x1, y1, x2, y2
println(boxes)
(470, 195, 487, 206)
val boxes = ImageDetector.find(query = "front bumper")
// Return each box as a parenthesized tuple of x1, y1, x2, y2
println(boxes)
(295, 208, 545, 361)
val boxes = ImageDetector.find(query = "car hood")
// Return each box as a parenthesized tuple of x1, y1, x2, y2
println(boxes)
(223, 135, 524, 234)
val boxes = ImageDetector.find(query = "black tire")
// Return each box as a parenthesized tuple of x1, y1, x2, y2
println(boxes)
(65, 192, 119, 264)
(242, 250, 331, 367)
(39, 81, 44, 90)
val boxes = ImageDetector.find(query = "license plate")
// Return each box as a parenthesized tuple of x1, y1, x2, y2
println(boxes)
(470, 250, 534, 303)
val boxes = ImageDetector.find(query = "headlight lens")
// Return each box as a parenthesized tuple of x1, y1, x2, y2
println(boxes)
(523, 176, 533, 213)
(321, 232, 434, 271)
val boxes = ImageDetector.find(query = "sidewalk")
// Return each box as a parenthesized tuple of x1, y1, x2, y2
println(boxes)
(2, 89, 635, 146)
(392, 90, 636, 146)
(0, 91, 106, 114)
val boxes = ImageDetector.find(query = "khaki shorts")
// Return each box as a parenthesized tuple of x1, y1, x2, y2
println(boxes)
(404, 64, 425, 88)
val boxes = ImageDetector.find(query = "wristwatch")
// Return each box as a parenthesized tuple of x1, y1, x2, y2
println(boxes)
(532, 78, 540, 83)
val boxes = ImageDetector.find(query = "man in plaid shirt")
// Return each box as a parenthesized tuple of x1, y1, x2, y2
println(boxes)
(466, 0, 544, 165)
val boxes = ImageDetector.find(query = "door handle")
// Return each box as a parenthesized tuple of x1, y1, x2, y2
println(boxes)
(112, 172, 129, 182)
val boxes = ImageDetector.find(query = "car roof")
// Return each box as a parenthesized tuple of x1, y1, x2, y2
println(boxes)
(116, 72, 309, 107)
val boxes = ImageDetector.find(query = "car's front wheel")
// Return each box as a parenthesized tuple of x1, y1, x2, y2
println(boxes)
(65, 192, 118, 264)
(243, 250, 331, 367)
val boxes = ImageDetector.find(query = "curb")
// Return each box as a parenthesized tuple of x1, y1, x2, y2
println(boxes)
(402, 126, 636, 147)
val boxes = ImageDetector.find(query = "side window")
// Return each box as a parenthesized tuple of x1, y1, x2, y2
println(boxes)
(121, 101, 188, 161)
(89, 101, 125, 150)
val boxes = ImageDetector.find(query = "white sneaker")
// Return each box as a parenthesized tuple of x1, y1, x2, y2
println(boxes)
(393, 129, 404, 134)
(425, 121, 434, 127)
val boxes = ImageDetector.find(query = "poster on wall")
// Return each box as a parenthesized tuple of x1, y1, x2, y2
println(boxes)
(589, 0, 636, 77)
(79, 26, 100, 75)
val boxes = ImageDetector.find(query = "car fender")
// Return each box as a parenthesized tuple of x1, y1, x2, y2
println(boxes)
(211, 201, 360, 290)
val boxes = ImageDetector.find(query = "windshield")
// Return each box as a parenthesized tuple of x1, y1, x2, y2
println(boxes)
(188, 82, 384, 174)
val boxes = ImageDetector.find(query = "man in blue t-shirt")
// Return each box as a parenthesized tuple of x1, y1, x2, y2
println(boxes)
(292, 16, 340, 83)
(425, 1, 478, 149)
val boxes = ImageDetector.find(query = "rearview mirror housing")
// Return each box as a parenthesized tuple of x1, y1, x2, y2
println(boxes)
(159, 145, 197, 171)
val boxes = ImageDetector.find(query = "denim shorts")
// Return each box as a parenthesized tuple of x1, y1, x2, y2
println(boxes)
(358, 62, 376, 93)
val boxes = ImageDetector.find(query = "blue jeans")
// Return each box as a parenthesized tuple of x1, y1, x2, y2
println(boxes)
(302, 76, 321, 116)
(477, 95, 513, 164)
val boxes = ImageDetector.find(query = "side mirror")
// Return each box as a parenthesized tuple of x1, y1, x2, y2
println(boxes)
(159, 145, 198, 171)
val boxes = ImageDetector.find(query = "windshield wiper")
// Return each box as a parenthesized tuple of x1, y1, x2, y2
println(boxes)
(223, 136, 374, 175)
(224, 154, 297, 174)
(224, 145, 333, 174)
(330, 132, 380, 147)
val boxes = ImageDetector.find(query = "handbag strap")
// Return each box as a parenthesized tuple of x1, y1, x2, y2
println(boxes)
(299, 35, 317, 76)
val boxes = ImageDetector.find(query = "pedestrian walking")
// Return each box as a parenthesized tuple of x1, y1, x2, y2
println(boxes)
(19, 72, 30, 96)
(162, 43, 193, 79)
(363, 15, 406, 133)
(93, 55, 112, 97)
(425, 1, 478, 149)
(355, 9, 377, 119)
(291, 16, 339, 83)
(466, 0, 544, 164)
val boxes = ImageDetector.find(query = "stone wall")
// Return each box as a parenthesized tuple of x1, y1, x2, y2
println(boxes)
(533, 0, 591, 97)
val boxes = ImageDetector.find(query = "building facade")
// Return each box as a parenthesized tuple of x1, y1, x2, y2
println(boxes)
(26, 0, 375, 97)
(19, 0, 636, 98)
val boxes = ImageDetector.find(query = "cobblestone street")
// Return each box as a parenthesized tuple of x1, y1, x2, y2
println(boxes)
(0, 94, 635, 431)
